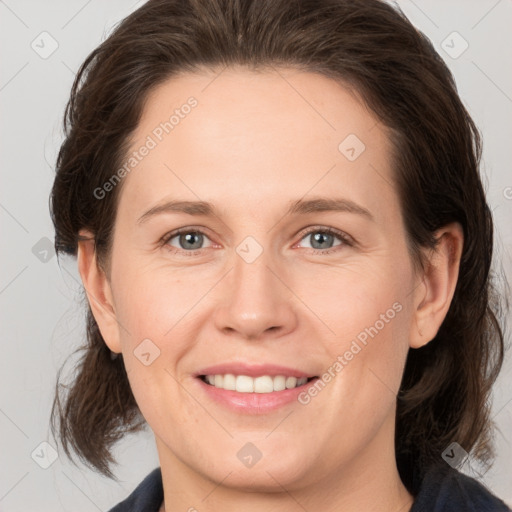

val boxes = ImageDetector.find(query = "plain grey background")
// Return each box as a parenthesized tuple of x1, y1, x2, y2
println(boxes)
(1, 0, 511, 510)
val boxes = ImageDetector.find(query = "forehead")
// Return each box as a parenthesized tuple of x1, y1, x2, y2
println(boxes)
(117, 66, 398, 224)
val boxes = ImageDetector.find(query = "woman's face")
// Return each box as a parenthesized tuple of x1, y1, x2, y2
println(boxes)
(92, 67, 425, 490)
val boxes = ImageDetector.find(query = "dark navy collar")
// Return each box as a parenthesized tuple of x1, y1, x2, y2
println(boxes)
(410, 462, 510, 511)
(107, 467, 163, 512)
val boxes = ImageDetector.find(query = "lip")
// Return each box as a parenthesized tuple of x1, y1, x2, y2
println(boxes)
(194, 362, 316, 379)
(194, 375, 320, 414)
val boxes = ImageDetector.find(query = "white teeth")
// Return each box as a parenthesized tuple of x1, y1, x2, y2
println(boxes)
(236, 375, 254, 392)
(223, 373, 236, 390)
(202, 374, 310, 393)
(254, 376, 273, 393)
(273, 375, 286, 391)
(286, 376, 297, 389)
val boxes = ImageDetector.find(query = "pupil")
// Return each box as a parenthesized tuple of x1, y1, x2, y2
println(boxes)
(181, 232, 202, 250)
(312, 232, 332, 249)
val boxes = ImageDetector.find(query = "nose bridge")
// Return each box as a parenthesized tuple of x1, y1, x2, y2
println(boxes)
(213, 234, 296, 339)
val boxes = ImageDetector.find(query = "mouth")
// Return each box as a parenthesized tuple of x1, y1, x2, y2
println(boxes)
(193, 363, 320, 412)
(198, 374, 318, 393)
(195, 373, 320, 413)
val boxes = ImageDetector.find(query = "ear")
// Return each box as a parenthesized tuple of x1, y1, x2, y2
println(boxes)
(409, 222, 464, 349)
(77, 229, 122, 353)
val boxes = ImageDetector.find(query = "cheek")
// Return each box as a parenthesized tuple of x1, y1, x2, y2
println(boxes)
(315, 302, 410, 454)
(308, 258, 412, 406)
(308, 258, 410, 345)
(111, 256, 203, 344)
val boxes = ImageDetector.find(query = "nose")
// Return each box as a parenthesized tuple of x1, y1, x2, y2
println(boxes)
(212, 244, 298, 341)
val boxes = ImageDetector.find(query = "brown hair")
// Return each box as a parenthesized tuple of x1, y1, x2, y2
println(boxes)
(50, 0, 507, 487)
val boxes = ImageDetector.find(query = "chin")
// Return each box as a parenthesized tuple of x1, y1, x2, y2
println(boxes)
(210, 464, 311, 493)
(198, 444, 315, 492)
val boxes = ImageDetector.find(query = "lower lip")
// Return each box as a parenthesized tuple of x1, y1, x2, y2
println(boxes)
(195, 376, 320, 414)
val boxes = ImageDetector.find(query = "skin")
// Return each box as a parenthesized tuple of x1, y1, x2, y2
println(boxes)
(78, 66, 463, 512)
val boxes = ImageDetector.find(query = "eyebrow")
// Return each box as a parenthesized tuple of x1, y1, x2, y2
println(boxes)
(137, 196, 374, 224)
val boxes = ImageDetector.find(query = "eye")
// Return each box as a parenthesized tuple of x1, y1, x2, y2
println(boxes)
(160, 225, 353, 256)
(161, 228, 214, 254)
(295, 226, 352, 253)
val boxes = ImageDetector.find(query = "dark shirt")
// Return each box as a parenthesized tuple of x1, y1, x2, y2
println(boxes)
(107, 462, 511, 511)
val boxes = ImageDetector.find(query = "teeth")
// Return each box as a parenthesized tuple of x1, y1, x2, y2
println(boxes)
(202, 374, 309, 393)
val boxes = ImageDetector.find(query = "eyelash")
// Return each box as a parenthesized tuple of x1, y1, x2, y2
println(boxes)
(159, 225, 354, 256)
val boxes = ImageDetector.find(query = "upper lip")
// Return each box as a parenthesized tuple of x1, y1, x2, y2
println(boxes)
(195, 362, 317, 379)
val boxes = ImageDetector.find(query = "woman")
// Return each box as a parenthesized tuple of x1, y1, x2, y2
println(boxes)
(50, 0, 510, 510)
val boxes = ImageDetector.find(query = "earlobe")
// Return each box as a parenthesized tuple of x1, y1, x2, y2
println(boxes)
(77, 229, 122, 354)
(409, 222, 464, 349)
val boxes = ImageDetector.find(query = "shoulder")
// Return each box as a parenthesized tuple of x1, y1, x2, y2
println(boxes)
(411, 462, 511, 512)
(107, 467, 163, 512)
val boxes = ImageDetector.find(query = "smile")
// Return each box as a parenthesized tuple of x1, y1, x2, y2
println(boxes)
(200, 374, 316, 393)
(195, 374, 320, 414)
